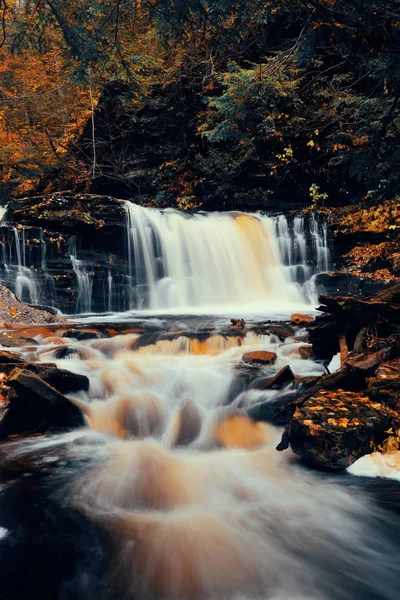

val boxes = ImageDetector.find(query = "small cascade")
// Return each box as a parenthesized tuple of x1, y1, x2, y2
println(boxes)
(0, 206, 8, 222)
(12, 228, 38, 304)
(125, 202, 331, 311)
(275, 212, 331, 302)
(69, 238, 93, 314)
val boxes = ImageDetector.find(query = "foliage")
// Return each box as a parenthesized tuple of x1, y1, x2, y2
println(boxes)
(0, 0, 399, 206)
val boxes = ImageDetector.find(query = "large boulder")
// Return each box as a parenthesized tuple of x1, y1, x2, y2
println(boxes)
(283, 389, 400, 471)
(0, 368, 84, 439)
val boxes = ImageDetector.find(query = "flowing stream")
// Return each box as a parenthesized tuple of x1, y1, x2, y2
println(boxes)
(0, 206, 399, 600)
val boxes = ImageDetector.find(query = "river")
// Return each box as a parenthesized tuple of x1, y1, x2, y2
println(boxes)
(0, 206, 399, 600)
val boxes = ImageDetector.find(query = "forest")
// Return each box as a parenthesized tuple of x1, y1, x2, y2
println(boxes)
(0, 0, 399, 211)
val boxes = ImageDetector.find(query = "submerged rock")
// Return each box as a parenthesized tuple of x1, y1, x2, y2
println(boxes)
(242, 350, 277, 366)
(0, 368, 84, 439)
(283, 389, 400, 471)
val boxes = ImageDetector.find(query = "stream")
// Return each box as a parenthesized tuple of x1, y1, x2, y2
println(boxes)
(0, 207, 399, 600)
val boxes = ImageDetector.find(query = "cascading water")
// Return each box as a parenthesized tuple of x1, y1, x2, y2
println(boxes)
(125, 202, 331, 312)
(0, 203, 330, 314)
(1, 322, 399, 600)
(69, 237, 94, 313)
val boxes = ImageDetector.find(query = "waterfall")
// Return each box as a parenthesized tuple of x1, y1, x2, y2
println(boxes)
(0, 206, 7, 222)
(12, 228, 38, 304)
(0, 204, 330, 314)
(125, 202, 330, 311)
(69, 238, 93, 314)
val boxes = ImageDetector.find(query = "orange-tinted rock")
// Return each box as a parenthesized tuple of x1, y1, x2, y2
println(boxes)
(242, 350, 277, 365)
(290, 313, 315, 325)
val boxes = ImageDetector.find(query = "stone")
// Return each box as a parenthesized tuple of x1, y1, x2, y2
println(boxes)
(0, 368, 84, 439)
(298, 344, 313, 359)
(290, 313, 315, 325)
(282, 389, 400, 471)
(28, 364, 90, 394)
(242, 351, 277, 366)
(0, 349, 25, 363)
(266, 324, 294, 340)
(366, 376, 400, 412)
(251, 365, 295, 391)
(0, 284, 64, 325)
(229, 318, 245, 328)
(62, 328, 106, 341)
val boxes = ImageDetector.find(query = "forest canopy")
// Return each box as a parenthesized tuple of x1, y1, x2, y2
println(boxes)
(0, 0, 399, 208)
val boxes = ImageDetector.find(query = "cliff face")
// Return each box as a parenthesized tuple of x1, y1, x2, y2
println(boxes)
(2, 193, 128, 314)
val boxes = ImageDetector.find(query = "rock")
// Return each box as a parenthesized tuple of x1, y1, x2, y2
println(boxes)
(28, 364, 90, 394)
(242, 351, 277, 366)
(0, 368, 84, 438)
(251, 365, 295, 391)
(266, 324, 294, 340)
(229, 319, 245, 328)
(366, 377, 400, 412)
(283, 389, 400, 471)
(298, 344, 313, 359)
(62, 328, 105, 341)
(0, 349, 25, 363)
(290, 313, 315, 325)
(0, 284, 64, 325)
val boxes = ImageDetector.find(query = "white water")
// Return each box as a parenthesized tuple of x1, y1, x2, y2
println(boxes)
(13, 227, 38, 304)
(2, 324, 396, 600)
(0, 205, 330, 314)
(125, 204, 330, 312)
(69, 237, 93, 313)
(0, 206, 7, 222)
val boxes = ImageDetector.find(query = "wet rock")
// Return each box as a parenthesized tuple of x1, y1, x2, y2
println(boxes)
(0, 284, 64, 325)
(227, 365, 260, 403)
(0, 349, 25, 363)
(28, 364, 90, 394)
(283, 389, 400, 471)
(298, 344, 313, 359)
(266, 324, 294, 340)
(251, 365, 295, 391)
(242, 351, 277, 366)
(0, 368, 84, 438)
(62, 328, 105, 341)
(229, 318, 246, 329)
(290, 313, 315, 325)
